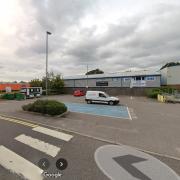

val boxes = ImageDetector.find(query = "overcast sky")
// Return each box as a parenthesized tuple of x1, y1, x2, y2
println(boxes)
(0, 0, 180, 81)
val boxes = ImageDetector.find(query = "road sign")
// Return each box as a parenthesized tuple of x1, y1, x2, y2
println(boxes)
(95, 145, 180, 180)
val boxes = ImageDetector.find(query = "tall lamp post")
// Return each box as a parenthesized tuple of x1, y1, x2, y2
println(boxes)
(86, 64, 89, 89)
(46, 31, 52, 96)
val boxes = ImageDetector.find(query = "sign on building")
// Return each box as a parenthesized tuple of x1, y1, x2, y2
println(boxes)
(5, 87, 12, 93)
(96, 81, 108, 86)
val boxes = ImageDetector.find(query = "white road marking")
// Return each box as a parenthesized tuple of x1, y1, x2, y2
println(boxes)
(0, 145, 43, 180)
(129, 108, 138, 119)
(15, 134, 60, 157)
(33, 126, 73, 142)
(127, 107, 132, 120)
(95, 145, 180, 180)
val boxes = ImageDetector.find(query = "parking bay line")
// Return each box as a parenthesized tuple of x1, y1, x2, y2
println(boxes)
(0, 115, 38, 128)
(32, 126, 73, 142)
(15, 134, 61, 157)
(0, 145, 43, 180)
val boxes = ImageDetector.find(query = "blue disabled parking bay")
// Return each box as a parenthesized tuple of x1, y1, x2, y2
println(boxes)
(64, 102, 131, 119)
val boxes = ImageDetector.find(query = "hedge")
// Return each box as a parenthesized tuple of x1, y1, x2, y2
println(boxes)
(22, 99, 67, 116)
(1, 93, 25, 100)
(146, 87, 176, 99)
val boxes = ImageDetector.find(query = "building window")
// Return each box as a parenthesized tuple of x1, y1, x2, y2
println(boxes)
(112, 77, 120, 81)
(146, 76, 156, 81)
(133, 76, 145, 81)
(123, 77, 131, 82)
(134, 76, 141, 81)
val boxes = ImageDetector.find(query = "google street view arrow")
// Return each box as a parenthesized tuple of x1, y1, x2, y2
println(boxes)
(113, 155, 151, 180)
(95, 145, 180, 180)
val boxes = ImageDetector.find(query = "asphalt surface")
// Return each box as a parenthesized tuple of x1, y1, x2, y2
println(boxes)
(0, 117, 108, 180)
(0, 95, 180, 179)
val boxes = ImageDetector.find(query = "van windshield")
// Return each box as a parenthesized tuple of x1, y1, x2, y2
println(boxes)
(104, 93, 109, 97)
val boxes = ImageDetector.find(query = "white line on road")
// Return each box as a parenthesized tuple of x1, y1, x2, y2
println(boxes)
(15, 134, 60, 157)
(33, 126, 73, 142)
(0, 145, 43, 180)
(129, 108, 138, 119)
(127, 107, 132, 120)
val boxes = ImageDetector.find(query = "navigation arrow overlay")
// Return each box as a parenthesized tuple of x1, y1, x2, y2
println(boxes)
(113, 155, 151, 180)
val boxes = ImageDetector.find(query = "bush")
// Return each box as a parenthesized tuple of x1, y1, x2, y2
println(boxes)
(146, 87, 176, 99)
(22, 99, 67, 116)
(1, 93, 25, 100)
(1, 93, 15, 100)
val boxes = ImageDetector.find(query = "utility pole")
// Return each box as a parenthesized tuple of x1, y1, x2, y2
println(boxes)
(46, 31, 52, 96)
(86, 64, 89, 89)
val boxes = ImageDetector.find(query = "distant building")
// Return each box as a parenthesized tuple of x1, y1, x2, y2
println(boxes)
(160, 65, 180, 89)
(64, 70, 161, 88)
(0, 83, 30, 92)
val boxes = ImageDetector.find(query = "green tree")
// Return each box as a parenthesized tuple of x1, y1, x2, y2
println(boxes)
(160, 62, 180, 70)
(86, 68, 104, 75)
(29, 79, 42, 87)
(30, 72, 64, 94)
(51, 74, 64, 91)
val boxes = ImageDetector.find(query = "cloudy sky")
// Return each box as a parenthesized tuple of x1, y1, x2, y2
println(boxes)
(0, 0, 180, 81)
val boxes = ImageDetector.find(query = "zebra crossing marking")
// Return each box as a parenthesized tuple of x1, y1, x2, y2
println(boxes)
(0, 145, 43, 180)
(33, 126, 73, 142)
(15, 134, 61, 157)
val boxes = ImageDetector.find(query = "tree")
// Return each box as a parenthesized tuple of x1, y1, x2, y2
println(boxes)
(29, 72, 64, 94)
(19, 81, 26, 83)
(51, 74, 64, 91)
(160, 62, 180, 70)
(29, 79, 42, 87)
(86, 68, 104, 75)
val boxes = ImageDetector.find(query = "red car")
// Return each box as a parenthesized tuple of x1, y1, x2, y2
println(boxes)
(73, 90, 85, 97)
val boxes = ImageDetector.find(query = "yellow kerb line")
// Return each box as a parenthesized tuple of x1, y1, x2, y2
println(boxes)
(0, 116, 38, 128)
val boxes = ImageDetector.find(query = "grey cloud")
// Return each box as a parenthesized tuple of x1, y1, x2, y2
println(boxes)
(15, 0, 95, 57)
(65, 3, 180, 74)
(1, 1, 180, 81)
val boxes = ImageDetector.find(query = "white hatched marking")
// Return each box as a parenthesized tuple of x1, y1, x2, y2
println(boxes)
(0, 145, 43, 180)
(33, 126, 73, 142)
(129, 108, 138, 119)
(15, 134, 60, 157)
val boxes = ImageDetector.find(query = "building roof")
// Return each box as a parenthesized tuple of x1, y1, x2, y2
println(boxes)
(64, 70, 161, 80)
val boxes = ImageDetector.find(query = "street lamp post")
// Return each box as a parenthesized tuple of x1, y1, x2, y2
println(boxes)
(46, 31, 52, 96)
(86, 64, 89, 88)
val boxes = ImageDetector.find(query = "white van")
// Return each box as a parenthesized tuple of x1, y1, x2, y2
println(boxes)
(85, 91, 119, 105)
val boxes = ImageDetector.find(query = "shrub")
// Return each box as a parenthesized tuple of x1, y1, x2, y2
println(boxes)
(1, 93, 25, 100)
(146, 87, 176, 99)
(1, 93, 15, 100)
(22, 99, 67, 116)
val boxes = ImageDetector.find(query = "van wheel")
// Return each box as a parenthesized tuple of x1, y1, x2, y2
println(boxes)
(87, 100, 92, 104)
(109, 101, 114, 105)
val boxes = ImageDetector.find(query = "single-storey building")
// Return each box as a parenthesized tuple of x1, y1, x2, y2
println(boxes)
(0, 83, 30, 92)
(63, 70, 161, 96)
(64, 70, 161, 88)
(160, 65, 180, 89)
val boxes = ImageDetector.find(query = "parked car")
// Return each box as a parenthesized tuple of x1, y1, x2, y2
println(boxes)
(85, 91, 119, 105)
(73, 89, 85, 97)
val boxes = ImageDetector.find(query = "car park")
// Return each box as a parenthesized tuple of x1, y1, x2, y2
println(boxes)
(85, 91, 119, 105)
